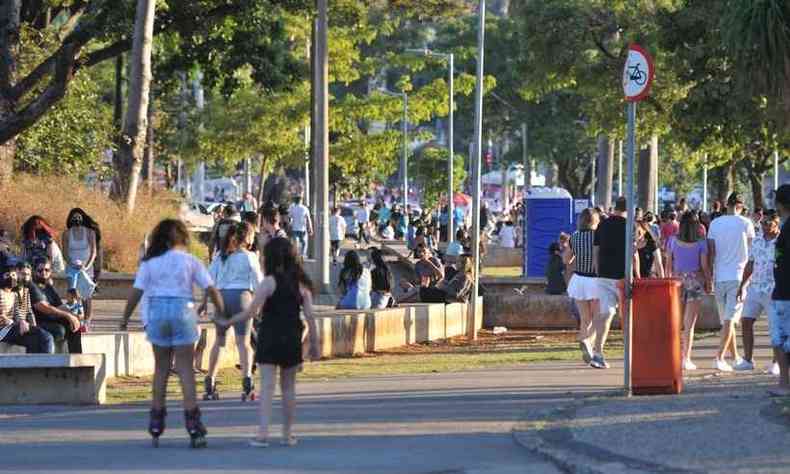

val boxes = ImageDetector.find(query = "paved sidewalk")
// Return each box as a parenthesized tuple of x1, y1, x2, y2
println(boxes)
(514, 322, 790, 473)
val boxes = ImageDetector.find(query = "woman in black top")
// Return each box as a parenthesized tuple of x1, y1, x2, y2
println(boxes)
(219, 237, 319, 448)
(370, 248, 393, 308)
(636, 221, 664, 278)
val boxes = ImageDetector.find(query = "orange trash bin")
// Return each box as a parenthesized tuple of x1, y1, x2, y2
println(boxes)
(621, 278, 683, 395)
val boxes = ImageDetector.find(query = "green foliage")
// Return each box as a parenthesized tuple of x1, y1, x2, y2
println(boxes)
(410, 147, 467, 209)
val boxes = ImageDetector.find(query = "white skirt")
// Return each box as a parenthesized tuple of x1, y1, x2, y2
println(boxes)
(567, 274, 599, 301)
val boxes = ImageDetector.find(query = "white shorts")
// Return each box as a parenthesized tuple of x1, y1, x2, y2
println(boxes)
(596, 278, 620, 319)
(715, 280, 743, 324)
(742, 288, 772, 320)
(568, 274, 598, 301)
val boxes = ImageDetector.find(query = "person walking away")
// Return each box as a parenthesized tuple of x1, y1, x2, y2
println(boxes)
(378, 204, 392, 237)
(567, 209, 600, 364)
(201, 222, 263, 401)
(30, 259, 83, 353)
(356, 203, 371, 246)
(737, 210, 780, 374)
(370, 248, 394, 308)
(666, 212, 711, 371)
(63, 208, 98, 330)
(636, 221, 664, 278)
(0, 265, 53, 353)
(336, 250, 372, 310)
(288, 196, 313, 258)
(592, 198, 638, 369)
(120, 219, 224, 448)
(329, 207, 346, 264)
(660, 211, 679, 252)
(769, 184, 790, 396)
(707, 192, 754, 372)
(21, 216, 64, 273)
(216, 237, 320, 447)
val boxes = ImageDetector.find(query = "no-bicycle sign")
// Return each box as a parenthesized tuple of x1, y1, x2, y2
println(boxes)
(623, 44, 654, 102)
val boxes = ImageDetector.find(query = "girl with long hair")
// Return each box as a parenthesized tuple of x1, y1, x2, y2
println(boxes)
(666, 211, 711, 371)
(63, 208, 98, 328)
(336, 250, 372, 310)
(121, 219, 224, 448)
(201, 222, 263, 401)
(217, 237, 320, 447)
(566, 208, 600, 365)
(20, 215, 64, 273)
(370, 248, 394, 308)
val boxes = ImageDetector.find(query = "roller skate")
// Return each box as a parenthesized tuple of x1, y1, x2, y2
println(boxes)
(148, 407, 167, 447)
(202, 376, 219, 401)
(184, 407, 207, 448)
(241, 376, 256, 402)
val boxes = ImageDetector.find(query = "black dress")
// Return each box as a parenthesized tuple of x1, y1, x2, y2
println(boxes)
(256, 281, 304, 368)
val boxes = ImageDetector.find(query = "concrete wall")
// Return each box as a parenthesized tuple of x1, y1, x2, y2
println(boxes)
(0, 354, 106, 404)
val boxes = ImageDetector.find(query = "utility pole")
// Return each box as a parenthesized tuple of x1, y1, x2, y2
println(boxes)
(312, 0, 330, 294)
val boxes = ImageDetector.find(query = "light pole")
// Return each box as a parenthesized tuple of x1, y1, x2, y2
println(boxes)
(469, 0, 486, 341)
(406, 48, 455, 242)
(380, 88, 409, 219)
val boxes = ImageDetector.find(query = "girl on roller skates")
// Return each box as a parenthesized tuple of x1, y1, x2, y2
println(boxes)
(200, 221, 263, 402)
(121, 219, 225, 448)
(217, 237, 320, 447)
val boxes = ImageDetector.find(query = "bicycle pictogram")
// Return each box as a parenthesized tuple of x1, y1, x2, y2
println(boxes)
(627, 63, 647, 86)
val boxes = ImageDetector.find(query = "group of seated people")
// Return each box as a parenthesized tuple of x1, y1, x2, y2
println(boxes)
(334, 236, 475, 311)
(0, 255, 84, 354)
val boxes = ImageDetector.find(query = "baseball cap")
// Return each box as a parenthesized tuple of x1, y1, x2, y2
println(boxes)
(726, 192, 744, 206)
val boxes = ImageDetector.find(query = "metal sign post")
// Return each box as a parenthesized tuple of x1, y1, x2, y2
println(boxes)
(622, 43, 654, 397)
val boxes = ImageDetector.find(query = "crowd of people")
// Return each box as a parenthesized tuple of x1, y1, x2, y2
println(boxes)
(551, 186, 790, 396)
(0, 210, 101, 356)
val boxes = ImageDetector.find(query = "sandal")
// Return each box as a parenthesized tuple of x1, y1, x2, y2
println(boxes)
(249, 437, 270, 448)
(281, 435, 298, 447)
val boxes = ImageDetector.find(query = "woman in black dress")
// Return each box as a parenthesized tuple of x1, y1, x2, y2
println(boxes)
(218, 237, 319, 447)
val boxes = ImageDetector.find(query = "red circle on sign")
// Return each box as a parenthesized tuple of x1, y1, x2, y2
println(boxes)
(624, 44, 654, 103)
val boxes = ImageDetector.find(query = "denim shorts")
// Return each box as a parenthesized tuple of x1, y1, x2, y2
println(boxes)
(144, 296, 200, 347)
(769, 300, 790, 353)
(216, 289, 252, 338)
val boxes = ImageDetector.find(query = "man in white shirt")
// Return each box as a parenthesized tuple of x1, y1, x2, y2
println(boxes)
(329, 207, 347, 263)
(288, 196, 313, 258)
(708, 193, 755, 372)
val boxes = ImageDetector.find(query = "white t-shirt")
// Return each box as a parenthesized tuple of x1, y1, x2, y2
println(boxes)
(289, 204, 310, 232)
(499, 225, 516, 248)
(134, 250, 213, 298)
(329, 215, 347, 241)
(707, 214, 755, 282)
(208, 249, 263, 291)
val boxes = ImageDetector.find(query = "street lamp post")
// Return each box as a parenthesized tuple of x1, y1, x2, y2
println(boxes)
(406, 48, 455, 242)
(380, 89, 409, 219)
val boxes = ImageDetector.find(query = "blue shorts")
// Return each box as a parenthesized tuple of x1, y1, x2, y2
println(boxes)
(769, 300, 790, 353)
(216, 289, 252, 339)
(145, 297, 200, 347)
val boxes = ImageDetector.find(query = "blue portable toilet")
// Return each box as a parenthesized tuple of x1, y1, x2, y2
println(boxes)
(524, 188, 573, 279)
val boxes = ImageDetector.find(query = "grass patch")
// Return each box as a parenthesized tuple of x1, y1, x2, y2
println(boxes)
(482, 266, 523, 278)
(107, 330, 625, 404)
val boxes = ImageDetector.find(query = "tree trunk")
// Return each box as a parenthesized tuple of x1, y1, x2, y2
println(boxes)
(714, 160, 735, 205)
(0, 0, 21, 184)
(637, 136, 658, 212)
(545, 161, 558, 187)
(142, 94, 155, 193)
(256, 154, 268, 206)
(595, 135, 613, 209)
(114, 0, 156, 213)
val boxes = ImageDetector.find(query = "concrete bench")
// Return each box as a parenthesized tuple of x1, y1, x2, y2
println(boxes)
(0, 354, 106, 405)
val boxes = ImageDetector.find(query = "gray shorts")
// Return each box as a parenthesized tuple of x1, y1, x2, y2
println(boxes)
(715, 281, 743, 324)
(216, 289, 253, 339)
(596, 278, 620, 319)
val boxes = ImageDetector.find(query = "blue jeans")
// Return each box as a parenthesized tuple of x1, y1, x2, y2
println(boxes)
(2, 322, 54, 353)
(769, 300, 790, 353)
(292, 231, 308, 257)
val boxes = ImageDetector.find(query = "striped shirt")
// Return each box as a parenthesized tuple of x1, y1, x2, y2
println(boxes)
(0, 289, 18, 343)
(570, 230, 597, 277)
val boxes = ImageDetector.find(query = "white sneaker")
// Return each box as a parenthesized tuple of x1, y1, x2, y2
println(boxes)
(714, 358, 733, 372)
(733, 359, 754, 371)
(683, 359, 697, 371)
(768, 362, 780, 376)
